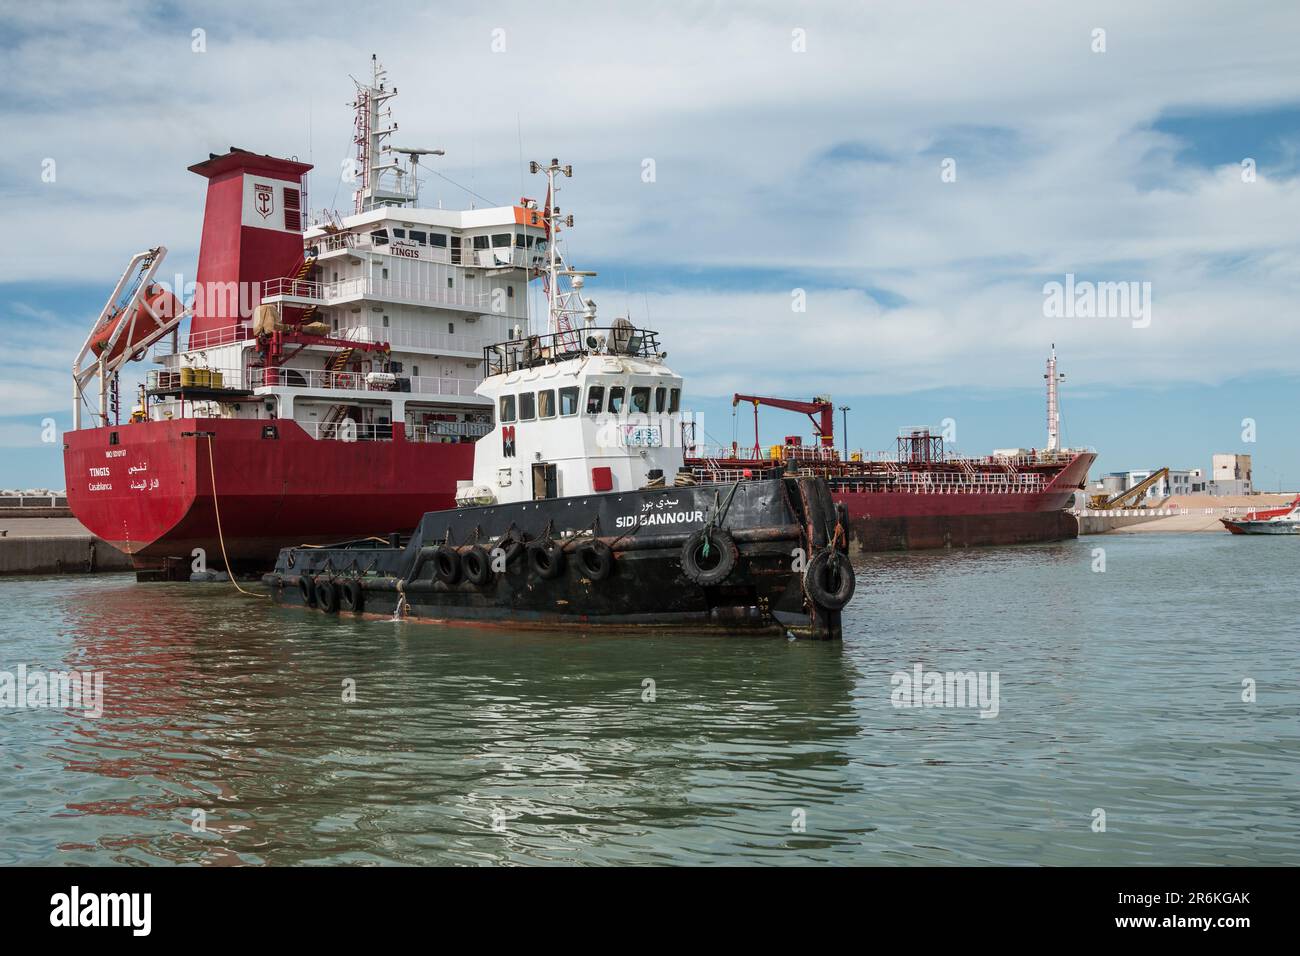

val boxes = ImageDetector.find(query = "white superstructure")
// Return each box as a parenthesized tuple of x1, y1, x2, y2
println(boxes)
(142, 56, 550, 445)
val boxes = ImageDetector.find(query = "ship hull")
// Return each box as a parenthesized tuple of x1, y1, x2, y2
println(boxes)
(265, 477, 851, 639)
(1220, 518, 1299, 535)
(63, 419, 474, 576)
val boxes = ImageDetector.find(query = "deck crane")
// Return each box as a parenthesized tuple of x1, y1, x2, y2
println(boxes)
(732, 393, 835, 459)
(1088, 467, 1170, 509)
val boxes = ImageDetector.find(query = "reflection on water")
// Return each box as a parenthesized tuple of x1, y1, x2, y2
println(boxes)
(1, 534, 1297, 865)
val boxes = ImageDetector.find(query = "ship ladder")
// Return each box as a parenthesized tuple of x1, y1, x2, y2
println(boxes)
(296, 252, 320, 324)
(326, 348, 354, 373)
(320, 403, 350, 439)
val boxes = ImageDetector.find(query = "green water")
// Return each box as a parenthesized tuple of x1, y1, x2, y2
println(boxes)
(1, 533, 1296, 865)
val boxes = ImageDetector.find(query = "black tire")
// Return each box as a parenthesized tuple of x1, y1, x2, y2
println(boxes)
(496, 530, 526, 568)
(433, 545, 462, 585)
(804, 549, 855, 610)
(527, 538, 565, 579)
(679, 528, 738, 586)
(299, 575, 317, 607)
(462, 545, 493, 586)
(339, 579, 364, 613)
(315, 576, 340, 614)
(576, 540, 615, 581)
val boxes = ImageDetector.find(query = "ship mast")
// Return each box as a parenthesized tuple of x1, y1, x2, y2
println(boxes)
(1044, 344, 1064, 453)
(351, 54, 437, 212)
(528, 157, 592, 342)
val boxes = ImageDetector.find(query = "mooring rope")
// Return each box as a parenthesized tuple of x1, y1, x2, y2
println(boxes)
(205, 435, 267, 599)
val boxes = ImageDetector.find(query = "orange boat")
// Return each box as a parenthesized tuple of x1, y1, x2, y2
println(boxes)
(91, 284, 183, 363)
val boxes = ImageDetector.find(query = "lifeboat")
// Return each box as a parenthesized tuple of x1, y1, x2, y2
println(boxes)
(91, 284, 183, 363)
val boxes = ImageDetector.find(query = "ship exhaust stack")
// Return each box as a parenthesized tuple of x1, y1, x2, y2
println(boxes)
(186, 149, 313, 345)
(1045, 344, 1064, 454)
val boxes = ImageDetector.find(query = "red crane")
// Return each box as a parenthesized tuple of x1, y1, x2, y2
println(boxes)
(732, 393, 835, 459)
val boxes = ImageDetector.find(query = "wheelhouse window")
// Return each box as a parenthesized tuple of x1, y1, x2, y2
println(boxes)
(370, 229, 388, 245)
(538, 389, 556, 419)
(519, 392, 536, 421)
(669, 388, 681, 413)
(630, 387, 651, 414)
(499, 395, 516, 423)
(430, 233, 448, 248)
(409, 230, 426, 244)
(392, 228, 406, 239)
(608, 386, 625, 414)
(473, 235, 490, 250)
(586, 385, 605, 414)
(654, 387, 667, 413)
(515, 234, 527, 248)
(559, 386, 579, 416)
(491, 233, 511, 248)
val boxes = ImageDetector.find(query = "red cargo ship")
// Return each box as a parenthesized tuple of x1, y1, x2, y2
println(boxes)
(65, 59, 528, 578)
(684, 348, 1095, 552)
(64, 58, 1093, 574)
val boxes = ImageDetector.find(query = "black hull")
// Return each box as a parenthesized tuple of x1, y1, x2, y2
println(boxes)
(264, 477, 851, 639)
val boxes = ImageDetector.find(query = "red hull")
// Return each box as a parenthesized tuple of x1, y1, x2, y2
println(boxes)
(64, 419, 473, 574)
(833, 451, 1093, 551)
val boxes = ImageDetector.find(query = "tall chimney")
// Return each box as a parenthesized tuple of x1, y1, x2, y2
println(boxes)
(186, 149, 313, 345)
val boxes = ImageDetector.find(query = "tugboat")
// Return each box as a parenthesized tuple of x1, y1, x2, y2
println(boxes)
(1220, 496, 1300, 534)
(264, 161, 855, 639)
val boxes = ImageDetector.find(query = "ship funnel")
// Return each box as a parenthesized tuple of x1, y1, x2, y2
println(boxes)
(186, 148, 313, 346)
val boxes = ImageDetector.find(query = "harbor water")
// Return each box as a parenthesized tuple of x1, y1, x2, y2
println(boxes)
(1, 533, 1296, 866)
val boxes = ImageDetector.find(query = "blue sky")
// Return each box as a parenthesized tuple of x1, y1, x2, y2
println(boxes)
(1, 0, 1297, 490)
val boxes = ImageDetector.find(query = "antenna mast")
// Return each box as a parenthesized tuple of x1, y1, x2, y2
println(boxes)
(528, 158, 590, 345)
(1045, 344, 1064, 453)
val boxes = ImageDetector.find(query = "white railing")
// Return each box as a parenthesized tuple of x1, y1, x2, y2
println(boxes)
(335, 323, 492, 355)
(152, 323, 253, 358)
(305, 422, 394, 442)
(260, 274, 528, 318)
(408, 376, 481, 397)
(248, 366, 481, 397)
(262, 277, 324, 300)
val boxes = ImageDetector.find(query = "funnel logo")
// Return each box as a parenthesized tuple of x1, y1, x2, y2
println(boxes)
(253, 183, 274, 219)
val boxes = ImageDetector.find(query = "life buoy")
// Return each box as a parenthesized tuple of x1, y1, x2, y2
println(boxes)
(299, 575, 317, 607)
(433, 545, 462, 585)
(462, 545, 493, 586)
(339, 579, 364, 613)
(803, 549, 855, 610)
(315, 576, 340, 613)
(576, 540, 615, 581)
(679, 528, 737, 586)
(527, 538, 565, 579)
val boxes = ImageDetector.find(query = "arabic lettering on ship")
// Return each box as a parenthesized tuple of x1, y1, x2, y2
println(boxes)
(129, 478, 160, 492)
(641, 498, 681, 512)
(127, 462, 149, 475)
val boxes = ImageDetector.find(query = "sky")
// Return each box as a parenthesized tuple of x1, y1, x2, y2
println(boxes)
(1, 0, 1297, 490)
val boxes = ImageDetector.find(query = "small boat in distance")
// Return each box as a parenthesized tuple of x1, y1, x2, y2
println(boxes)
(1220, 496, 1300, 535)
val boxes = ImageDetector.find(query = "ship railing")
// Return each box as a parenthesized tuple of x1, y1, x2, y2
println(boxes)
(484, 326, 662, 375)
(305, 421, 394, 442)
(151, 323, 254, 359)
(408, 421, 492, 442)
(260, 274, 530, 318)
(249, 366, 482, 398)
(409, 376, 481, 397)
(335, 322, 505, 355)
(263, 277, 324, 301)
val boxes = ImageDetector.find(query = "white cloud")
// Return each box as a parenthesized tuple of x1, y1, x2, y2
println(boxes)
(2, 0, 1300, 398)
